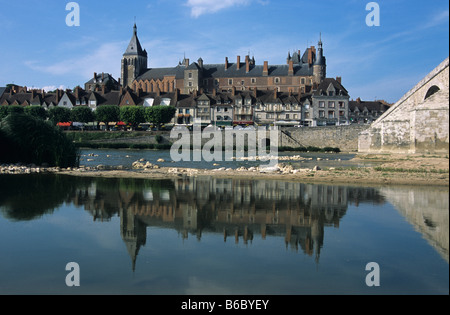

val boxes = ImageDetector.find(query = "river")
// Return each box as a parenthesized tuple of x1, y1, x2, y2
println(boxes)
(0, 171, 448, 295)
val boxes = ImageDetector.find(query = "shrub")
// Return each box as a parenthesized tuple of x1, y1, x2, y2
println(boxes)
(0, 113, 79, 167)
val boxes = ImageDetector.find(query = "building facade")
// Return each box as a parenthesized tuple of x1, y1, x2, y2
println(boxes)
(121, 24, 327, 95)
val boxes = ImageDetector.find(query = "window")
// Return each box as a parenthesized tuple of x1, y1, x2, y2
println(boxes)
(186, 109, 190, 114)
(319, 110, 325, 118)
(319, 101, 325, 108)
(305, 112, 310, 119)
(339, 102, 345, 108)
(188, 72, 193, 79)
(241, 80, 245, 86)
(294, 114, 298, 119)
(328, 91, 334, 96)
(328, 101, 335, 108)
(328, 111, 335, 119)
(251, 78, 256, 84)
(274, 77, 280, 84)
(301, 78, 305, 85)
(339, 111, 345, 117)
(228, 79, 233, 85)
(188, 82, 193, 87)
(286, 114, 290, 119)
(215, 79, 219, 86)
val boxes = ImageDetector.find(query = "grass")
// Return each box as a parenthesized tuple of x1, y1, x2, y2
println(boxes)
(374, 167, 448, 174)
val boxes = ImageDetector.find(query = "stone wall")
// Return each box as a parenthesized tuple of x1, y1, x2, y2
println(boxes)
(280, 125, 369, 152)
(359, 57, 449, 154)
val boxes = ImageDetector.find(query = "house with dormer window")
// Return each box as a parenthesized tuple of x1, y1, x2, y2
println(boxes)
(311, 77, 349, 126)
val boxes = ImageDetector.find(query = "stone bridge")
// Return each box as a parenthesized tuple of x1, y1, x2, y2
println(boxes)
(358, 57, 449, 154)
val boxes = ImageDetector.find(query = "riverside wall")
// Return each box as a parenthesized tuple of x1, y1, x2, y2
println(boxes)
(279, 125, 369, 152)
(79, 125, 369, 152)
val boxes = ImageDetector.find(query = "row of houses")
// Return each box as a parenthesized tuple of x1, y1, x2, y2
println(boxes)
(0, 79, 390, 127)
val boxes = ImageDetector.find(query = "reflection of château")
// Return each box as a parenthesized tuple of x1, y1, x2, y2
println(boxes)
(69, 177, 385, 270)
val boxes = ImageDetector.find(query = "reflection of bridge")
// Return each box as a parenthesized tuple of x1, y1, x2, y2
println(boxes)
(379, 186, 449, 263)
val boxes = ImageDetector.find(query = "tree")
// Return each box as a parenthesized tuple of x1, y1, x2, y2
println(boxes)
(120, 106, 145, 130)
(48, 107, 72, 125)
(0, 113, 78, 167)
(24, 105, 48, 120)
(71, 106, 95, 124)
(145, 106, 176, 130)
(95, 105, 120, 130)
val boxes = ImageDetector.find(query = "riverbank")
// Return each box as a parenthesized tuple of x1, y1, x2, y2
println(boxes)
(3, 153, 447, 187)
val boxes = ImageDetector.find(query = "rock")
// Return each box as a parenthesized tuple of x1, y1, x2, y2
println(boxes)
(313, 165, 321, 171)
(157, 158, 165, 163)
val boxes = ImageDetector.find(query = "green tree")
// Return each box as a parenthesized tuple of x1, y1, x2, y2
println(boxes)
(0, 113, 78, 167)
(24, 105, 48, 120)
(48, 107, 72, 125)
(71, 106, 95, 124)
(120, 106, 145, 130)
(145, 106, 176, 130)
(95, 105, 119, 130)
(0, 106, 8, 120)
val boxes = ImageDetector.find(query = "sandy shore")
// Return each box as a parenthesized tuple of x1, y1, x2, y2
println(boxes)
(52, 153, 449, 187)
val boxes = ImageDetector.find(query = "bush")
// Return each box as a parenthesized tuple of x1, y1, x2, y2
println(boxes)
(0, 113, 79, 167)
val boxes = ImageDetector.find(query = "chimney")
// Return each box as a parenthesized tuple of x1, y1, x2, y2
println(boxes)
(357, 97, 361, 103)
(336, 76, 342, 84)
(31, 89, 36, 99)
(236, 56, 241, 70)
(273, 88, 278, 100)
(74, 86, 79, 99)
(94, 72, 97, 83)
(213, 88, 216, 97)
(225, 57, 229, 70)
(102, 85, 106, 95)
(185, 58, 190, 67)
(263, 61, 269, 76)
(288, 60, 294, 76)
(308, 48, 313, 65)
(118, 78, 121, 86)
(102, 72, 105, 81)
(245, 55, 250, 73)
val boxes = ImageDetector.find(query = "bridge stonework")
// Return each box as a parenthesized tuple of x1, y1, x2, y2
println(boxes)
(358, 57, 449, 154)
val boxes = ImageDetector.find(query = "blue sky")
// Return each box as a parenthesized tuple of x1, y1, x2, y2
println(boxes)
(0, 0, 448, 103)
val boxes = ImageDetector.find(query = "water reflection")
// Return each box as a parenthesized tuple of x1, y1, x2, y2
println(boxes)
(1, 175, 448, 272)
(0, 174, 394, 268)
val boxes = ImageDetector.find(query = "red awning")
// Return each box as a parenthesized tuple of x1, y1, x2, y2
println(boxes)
(57, 122, 72, 127)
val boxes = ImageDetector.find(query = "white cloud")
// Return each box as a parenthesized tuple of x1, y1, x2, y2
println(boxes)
(186, 0, 251, 18)
(24, 42, 125, 83)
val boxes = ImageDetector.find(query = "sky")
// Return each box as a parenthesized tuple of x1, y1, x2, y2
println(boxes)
(0, 0, 448, 103)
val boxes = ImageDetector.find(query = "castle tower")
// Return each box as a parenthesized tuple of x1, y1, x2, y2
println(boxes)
(121, 24, 148, 88)
(313, 35, 326, 84)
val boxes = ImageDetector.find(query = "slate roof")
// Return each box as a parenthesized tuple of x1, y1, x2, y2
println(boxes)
(0, 87, 6, 98)
(349, 99, 391, 113)
(123, 24, 147, 57)
(136, 65, 186, 81)
(313, 78, 349, 96)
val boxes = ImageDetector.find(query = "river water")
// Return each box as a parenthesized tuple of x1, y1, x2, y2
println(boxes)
(0, 166, 448, 295)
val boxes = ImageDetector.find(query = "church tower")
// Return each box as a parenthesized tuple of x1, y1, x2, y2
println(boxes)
(313, 35, 326, 84)
(121, 24, 148, 88)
